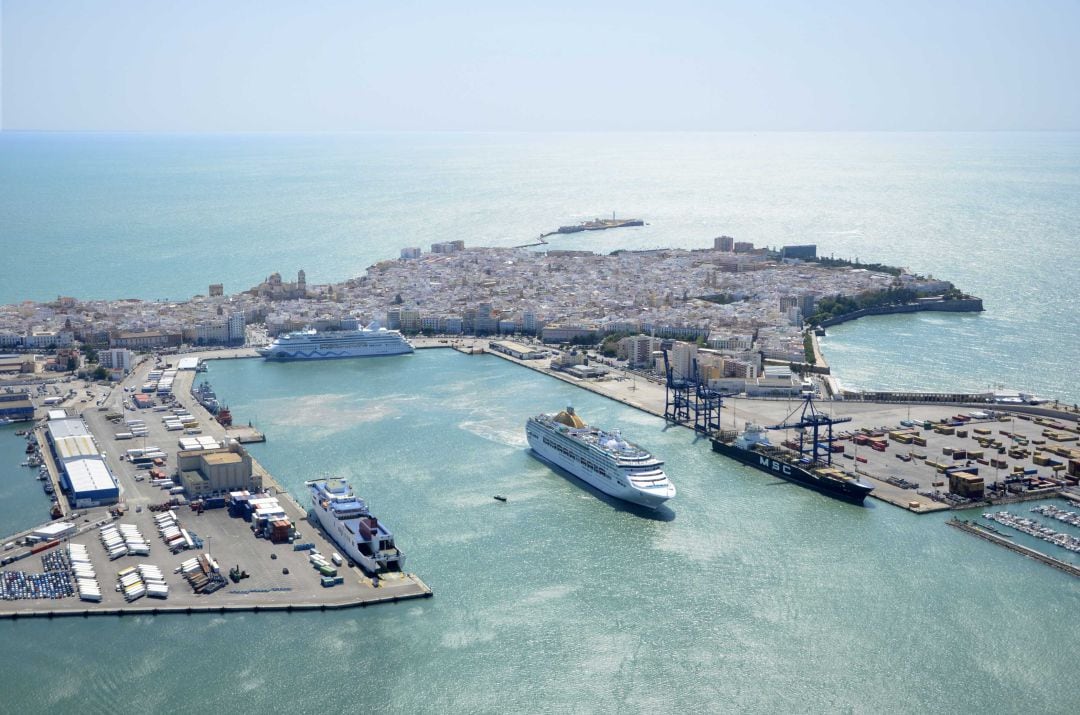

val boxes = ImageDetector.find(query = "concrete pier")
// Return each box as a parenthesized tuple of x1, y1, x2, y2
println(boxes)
(0, 356, 432, 620)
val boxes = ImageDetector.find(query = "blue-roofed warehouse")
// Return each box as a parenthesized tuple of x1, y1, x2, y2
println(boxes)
(46, 418, 119, 507)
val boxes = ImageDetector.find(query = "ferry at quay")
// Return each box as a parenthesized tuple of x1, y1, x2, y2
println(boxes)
(257, 323, 413, 360)
(306, 478, 405, 574)
(526, 406, 676, 509)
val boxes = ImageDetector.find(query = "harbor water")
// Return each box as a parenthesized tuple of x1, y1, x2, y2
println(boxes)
(0, 423, 52, 538)
(2, 351, 1078, 713)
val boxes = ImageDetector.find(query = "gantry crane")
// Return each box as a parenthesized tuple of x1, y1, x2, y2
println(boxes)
(767, 394, 851, 466)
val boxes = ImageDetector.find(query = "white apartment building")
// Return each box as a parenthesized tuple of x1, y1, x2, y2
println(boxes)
(99, 348, 133, 374)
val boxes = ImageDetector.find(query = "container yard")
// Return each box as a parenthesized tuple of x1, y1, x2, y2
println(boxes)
(822, 410, 1080, 511)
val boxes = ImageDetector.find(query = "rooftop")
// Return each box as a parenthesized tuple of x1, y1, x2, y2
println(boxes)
(203, 452, 242, 465)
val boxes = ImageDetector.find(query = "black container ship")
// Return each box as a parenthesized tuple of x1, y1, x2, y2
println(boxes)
(710, 396, 873, 505)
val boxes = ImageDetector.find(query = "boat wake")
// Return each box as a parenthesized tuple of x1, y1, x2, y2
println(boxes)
(459, 420, 528, 448)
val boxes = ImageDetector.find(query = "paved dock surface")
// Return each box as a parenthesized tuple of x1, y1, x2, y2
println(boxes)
(0, 357, 431, 619)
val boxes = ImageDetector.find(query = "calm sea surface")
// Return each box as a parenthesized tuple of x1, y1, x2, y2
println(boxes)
(1, 133, 1079, 712)
(2, 352, 1080, 713)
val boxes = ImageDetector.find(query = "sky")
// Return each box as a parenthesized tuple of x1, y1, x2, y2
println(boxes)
(1, 0, 1078, 132)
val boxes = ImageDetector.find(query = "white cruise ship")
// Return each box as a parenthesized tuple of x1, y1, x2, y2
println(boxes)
(257, 322, 413, 360)
(307, 478, 405, 574)
(526, 406, 675, 509)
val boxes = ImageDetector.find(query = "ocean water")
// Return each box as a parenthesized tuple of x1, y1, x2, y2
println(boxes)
(2, 352, 1078, 714)
(1, 131, 1076, 401)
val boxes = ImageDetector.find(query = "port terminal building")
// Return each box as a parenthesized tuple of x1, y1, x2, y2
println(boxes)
(488, 340, 545, 360)
(45, 417, 120, 507)
(0, 390, 34, 421)
(177, 443, 262, 498)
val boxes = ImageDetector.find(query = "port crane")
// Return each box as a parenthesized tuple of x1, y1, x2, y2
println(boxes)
(662, 349, 730, 435)
(767, 394, 851, 467)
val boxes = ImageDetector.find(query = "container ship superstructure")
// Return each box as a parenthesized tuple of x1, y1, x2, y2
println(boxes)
(307, 478, 405, 574)
(709, 395, 873, 505)
(526, 406, 675, 509)
(257, 322, 413, 361)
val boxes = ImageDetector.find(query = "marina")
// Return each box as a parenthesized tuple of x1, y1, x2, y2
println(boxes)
(982, 510, 1080, 553)
(947, 517, 1080, 579)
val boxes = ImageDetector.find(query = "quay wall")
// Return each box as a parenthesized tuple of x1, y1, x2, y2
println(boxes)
(818, 298, 984, 328)
(0, 587, 433, 621)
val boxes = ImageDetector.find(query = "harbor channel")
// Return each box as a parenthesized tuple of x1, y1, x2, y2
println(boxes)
(146, 339, 1080, 515)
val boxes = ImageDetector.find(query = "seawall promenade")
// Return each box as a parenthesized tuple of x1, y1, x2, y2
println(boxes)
(818, 298, 984, 328)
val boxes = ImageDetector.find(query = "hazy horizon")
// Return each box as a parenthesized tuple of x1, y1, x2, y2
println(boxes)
(2, 0, 1079, 133)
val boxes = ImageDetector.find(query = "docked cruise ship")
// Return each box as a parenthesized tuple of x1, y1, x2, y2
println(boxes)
(526, 406, 675, 509)
(307, 478, 405, 574)
(257, 322, 413, 360)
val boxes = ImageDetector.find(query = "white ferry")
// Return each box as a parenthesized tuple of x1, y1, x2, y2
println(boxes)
(307, 478, 405, 574)
(257, 322, 413, 361)
(526, 406, 675, 509)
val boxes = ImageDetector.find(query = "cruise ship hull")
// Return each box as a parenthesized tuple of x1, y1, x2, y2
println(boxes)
(258, 345, 413, 361)
(710, 440, 873, 505)
(526, 423, 673, 509)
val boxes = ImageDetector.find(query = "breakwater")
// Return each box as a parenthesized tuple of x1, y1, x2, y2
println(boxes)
(818, 298, 984, 328)
(946, 518, 1080, 579)
(539, 217, 644, 238)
